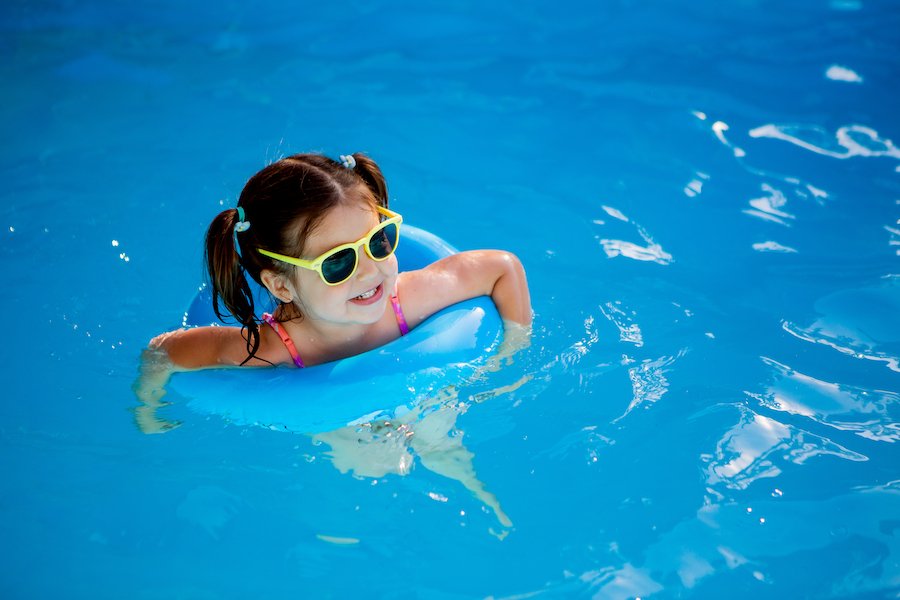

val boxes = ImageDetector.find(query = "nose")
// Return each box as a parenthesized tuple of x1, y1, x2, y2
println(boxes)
(354, 248, 379, 282)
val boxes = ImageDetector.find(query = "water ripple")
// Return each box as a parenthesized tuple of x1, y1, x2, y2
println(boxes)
(615, 351, 686, 422)
(683, 171, 710, 198)
(750, 357, 900, 443)
(783, 321, 900, 373)
(781, 278, 900, 373)
(539, 425, 615, 467)
(743, 183, 795, 226)
(697, 113, 832, 206)
(598, 301, 643, 348)
(594, 205, 673, 265)
(704, 405, 867, 491)
(749, 124, 900, 161)
(825, 64, 863, 83)
(555, 314, 603, 371)
(752, 241, 797, 253)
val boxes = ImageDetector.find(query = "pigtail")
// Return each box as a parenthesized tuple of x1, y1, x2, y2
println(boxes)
(191, 151, 392, 367)
(348, 153, 389, 208)
(203, 208, 262, 364)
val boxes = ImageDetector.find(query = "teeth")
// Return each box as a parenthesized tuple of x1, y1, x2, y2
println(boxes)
(354, 287, 378, 300)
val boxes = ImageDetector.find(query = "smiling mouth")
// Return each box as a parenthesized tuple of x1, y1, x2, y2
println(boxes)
(349, 283, 384, 305)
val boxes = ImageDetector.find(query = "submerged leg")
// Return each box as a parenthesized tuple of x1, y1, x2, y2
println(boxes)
(313, 421, 415, 478)
(409, 404, 513, 528)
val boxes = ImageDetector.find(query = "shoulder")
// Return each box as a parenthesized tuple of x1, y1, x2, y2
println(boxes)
(397, 250, 522, 327)
(149, 322, 294, 369)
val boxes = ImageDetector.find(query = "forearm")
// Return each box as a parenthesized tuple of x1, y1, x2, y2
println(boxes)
(489, 252, 532, 326)
(132, 347, 181, 433)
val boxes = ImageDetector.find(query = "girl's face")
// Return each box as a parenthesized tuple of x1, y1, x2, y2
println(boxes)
(288, 201, 399, 327)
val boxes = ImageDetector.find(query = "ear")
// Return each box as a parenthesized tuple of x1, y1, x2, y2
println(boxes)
(260, 269, 295, 304)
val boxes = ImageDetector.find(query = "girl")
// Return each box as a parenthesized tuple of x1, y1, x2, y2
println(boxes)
(135, 152, 531, 526)
(147, 152, 531, 371)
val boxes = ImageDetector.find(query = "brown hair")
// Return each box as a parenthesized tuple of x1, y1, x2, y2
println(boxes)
(204, 152, 389, 364)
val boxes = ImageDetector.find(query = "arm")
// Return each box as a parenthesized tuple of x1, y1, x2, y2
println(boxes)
(132, 347, 181, 434)
(400, 250, 532, 327)
(473, 250, 532, 326)
(131, 327, 233, 434)
(147, 325, 284, 369)
(149, 326, 237, 369)
(131, 325, 286, 433)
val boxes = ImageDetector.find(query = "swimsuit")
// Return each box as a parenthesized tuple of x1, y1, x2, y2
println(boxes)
(262, 292, 409, 368)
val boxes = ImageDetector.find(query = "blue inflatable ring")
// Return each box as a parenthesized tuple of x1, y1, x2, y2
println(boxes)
(167, 225, 504, 433)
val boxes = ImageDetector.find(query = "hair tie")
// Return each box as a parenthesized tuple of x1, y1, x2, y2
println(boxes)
(339, 154, 357, 169)
(234, 206, 251, 233)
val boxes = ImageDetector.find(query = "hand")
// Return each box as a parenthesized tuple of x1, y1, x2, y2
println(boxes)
(132, 348, 182, 434)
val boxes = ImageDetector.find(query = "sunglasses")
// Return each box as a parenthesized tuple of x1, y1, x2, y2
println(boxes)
(257, 206, 402, 286)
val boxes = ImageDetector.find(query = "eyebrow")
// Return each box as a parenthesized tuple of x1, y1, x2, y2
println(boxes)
(303, 210, 381, 257)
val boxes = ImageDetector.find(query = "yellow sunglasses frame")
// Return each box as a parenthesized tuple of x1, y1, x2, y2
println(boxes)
(257, 206, 403, 286)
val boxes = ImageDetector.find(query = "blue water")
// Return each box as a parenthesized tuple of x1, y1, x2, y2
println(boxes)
(2, 0, 899, 597)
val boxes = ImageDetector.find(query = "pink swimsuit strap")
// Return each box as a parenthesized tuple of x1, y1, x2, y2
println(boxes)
(261, 312, 305, 368)
(261, 293, 409, 368)
(391, 292, 410, 335)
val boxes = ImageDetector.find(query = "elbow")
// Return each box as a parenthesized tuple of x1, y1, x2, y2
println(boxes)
(493, 251, 527, 290)
(490, 251, 532, 326)
(147, 329, 196, 368)
(501, 251, 525, 275)
(149, 329, 182, 352)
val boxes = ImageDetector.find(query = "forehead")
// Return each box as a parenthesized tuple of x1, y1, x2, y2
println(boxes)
(305, 201, 379, 256)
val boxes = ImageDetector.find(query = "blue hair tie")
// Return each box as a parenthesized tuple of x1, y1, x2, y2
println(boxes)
(234, 207, 250, 233)
(339, 154, 357, 169)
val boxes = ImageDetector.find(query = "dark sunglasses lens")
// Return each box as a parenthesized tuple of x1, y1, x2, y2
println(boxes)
(369, 222, 399, 259)
(321, 248, 357, 284)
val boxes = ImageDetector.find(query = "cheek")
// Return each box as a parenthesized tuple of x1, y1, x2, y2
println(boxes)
(290, 271, 326, 303)
(379, 255, 400, 276)
(294, 271, 348, 304)
(295, 269, 317, 287)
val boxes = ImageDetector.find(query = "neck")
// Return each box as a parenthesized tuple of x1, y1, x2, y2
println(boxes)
(274, 306, 385, 364)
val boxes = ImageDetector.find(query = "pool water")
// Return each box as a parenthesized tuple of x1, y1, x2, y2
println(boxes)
(2, 0, 899, 597)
